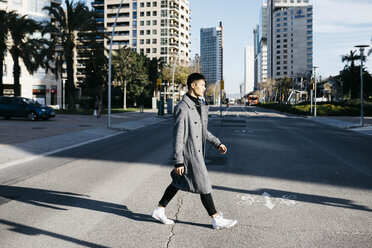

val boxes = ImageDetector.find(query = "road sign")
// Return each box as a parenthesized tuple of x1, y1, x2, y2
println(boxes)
(220, 80, 224, 90)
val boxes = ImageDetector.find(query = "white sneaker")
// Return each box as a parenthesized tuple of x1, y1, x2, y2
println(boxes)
(151, 206, 174, 225)
(212, 213, 237, 230)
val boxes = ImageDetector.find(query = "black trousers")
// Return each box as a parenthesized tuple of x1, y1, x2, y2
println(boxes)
(158, 184, 217, 216)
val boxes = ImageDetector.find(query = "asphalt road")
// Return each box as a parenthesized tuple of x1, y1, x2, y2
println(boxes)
(0, 105, 371, 248)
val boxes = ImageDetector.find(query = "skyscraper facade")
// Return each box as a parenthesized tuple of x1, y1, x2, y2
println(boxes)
(200, 23, 222, 85)
(266, 0, 313, 80)
(0, 0, 62, 106)
(244, 45, 255, 94)
(96, 0, 191, 66)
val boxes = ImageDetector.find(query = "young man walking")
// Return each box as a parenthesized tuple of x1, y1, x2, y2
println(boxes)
(152, 73, 237, 230)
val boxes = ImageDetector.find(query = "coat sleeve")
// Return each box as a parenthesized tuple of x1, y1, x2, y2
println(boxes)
(173, 106, 186, 165)
(206, 130, 221, 148)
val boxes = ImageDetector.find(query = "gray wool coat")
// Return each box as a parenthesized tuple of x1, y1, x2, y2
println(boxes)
(171, 94, 221, 194)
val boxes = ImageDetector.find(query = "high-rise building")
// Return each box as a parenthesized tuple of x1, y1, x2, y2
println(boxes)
(200, 22, 223, 85)
(254, 1, 268, 87)
(0, 0, 62, 106)
(98, 0, 191, 66)
(244, 46, 255, 94)
(266, 0, 313, 80)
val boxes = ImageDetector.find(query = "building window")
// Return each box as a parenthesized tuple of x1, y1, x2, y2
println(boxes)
(152, 48, 157, 53)
(133, 2, 137, 10)
(152, 29, 157, 35)
(153, 11, 157, 16)
(153, 20, 157, 25)
(140, 30, 144, 35)
(153, 39, 157, 44)
(146, 11, 151, 16)
(132, 30, 137, 37)
(146, 2, 151, 7)
(140, 2, 144, 7)
(146, 20, 151, 25)
(146, 30, 150, 35)
(276, 24, 280, 27)
(276, 29, 280, 32)
(140, 12, 144, 17)
(153, 1, 157, 7)
(140, 49, 144, 54)
(140, 39, 144, 44)
(146, 48, 150, 53)
(276, 18, 280, 22)
(140, 21, 144, 26)
(146, 39, 150, 44)
(161, 47, 167, 54)
(132, 39, 137, 46)
(133, 11, 137, 19)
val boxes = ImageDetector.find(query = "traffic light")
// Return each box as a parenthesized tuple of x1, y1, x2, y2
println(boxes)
(220, 80, 224, 90)
(156, 78, 161, 90)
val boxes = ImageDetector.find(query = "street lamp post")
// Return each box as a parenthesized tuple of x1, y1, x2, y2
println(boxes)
(355, 45, 369, 126)
(313, 66, 318, 116)
(107, 0, 125, 128)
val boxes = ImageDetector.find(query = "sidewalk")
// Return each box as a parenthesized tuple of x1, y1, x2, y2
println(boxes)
(0, 110, 172, 169)
(307, 116, 372, 136)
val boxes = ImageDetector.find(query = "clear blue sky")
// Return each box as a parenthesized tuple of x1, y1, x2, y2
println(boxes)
(85, 0, 372, 96)
(189, 0, 372, 96)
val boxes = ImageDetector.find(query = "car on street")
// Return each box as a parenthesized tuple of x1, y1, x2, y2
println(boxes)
(0, 96, 55, 121)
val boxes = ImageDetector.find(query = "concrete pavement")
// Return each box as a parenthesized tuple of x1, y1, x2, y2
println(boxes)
(0, 110, 172, 169)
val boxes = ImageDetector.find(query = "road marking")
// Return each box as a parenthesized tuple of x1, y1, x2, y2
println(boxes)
(236, 193, 300, 209)
(262, 192, 275, 210)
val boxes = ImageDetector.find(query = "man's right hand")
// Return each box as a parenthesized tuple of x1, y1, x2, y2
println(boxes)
(175, 166, 184, 176)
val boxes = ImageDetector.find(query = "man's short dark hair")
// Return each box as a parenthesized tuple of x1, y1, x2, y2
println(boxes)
(187, 73, 206, 89)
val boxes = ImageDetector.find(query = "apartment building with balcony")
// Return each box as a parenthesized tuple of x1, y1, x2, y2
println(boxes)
(95, 0, 191, 66)
(0, 0, 62, 107)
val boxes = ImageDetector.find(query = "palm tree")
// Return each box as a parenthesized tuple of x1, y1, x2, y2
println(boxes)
(0, 10, 17, 96)
(8, 14, 46, 97)
(341, 50, 367, 99)
(341, 50, 363, 70)
(43, 0, 95, 110)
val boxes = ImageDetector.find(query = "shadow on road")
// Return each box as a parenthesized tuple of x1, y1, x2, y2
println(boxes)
(0, 185, 212, 243)
(213, 185, 372, 212)
(0, 219, 108, 248)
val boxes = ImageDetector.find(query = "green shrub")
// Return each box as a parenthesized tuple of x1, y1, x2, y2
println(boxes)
(259, 101, 371, 116)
